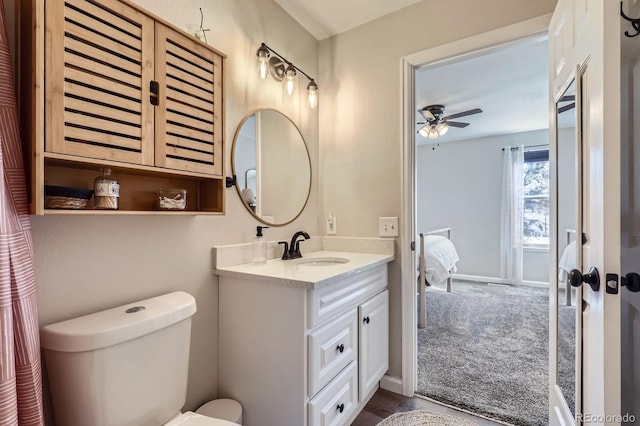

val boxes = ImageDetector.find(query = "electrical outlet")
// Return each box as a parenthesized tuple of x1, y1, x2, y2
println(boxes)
(379, 217, 399, 237)
(327, 216, 337, 235)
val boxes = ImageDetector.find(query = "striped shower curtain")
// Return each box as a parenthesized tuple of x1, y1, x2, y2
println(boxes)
(0, 1, 44, 425)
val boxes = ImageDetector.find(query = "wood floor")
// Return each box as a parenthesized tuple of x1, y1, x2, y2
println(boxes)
(351, 388, 507, 426)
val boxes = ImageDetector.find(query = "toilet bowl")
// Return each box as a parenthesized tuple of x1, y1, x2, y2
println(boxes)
(196, 399, 243, 424)
(165, 411, 239, 426)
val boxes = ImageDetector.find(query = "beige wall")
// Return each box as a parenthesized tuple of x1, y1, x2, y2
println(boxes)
(318, 0, 557, 378)
(6, 0, 318, 421)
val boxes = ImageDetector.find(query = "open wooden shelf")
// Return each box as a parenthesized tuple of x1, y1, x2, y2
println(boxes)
(42, 157, 224, 215)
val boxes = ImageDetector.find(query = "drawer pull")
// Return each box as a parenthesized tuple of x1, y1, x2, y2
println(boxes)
(363, 316, 370, 324)
(336, 403, 345, 413)
(336, 343, 345, 353)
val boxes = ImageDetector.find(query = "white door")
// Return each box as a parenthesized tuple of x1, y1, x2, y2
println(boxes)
(549, 1, 640, 424)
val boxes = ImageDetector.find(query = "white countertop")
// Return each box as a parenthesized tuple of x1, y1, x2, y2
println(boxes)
(214, 250, 394, 290)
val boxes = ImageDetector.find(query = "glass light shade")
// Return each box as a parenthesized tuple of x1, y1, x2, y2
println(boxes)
(259, 60, 268, 80)
(428, 127, 439, 139)
(257, 46, 270, 80)
(436, 123, 449, 136)
(285, 64, 296, 95)
(418, 126, 430, 138)
(307, 81, 318, 108)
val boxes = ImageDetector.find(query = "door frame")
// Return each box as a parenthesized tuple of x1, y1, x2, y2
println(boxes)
(398, 14, 552, 397)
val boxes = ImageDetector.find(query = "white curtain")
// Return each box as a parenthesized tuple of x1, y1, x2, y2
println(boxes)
(500, 145, 524, 283)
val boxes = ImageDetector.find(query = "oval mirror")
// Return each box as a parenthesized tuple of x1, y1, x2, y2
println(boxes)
(231, 109, 311, 226)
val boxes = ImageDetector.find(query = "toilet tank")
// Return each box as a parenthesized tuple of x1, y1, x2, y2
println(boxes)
(41, 291, 197, 426)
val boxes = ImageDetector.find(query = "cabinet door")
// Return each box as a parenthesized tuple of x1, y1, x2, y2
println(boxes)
(154, 25, 224, 176)
(45, 0, 155, 165)
(358, 290, 389, 401)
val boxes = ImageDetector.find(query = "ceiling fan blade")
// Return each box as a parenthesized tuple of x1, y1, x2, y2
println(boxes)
(445, 121, 470, 128)
(559, 95, 575, 102)
(442, 108, 483, 121)
(419, 109, 435, 121)
(558, 102, 575, 114)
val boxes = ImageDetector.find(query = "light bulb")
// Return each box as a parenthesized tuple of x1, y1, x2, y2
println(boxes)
(428, 127, 439, 139)
(256, 45, 270, 80)
(418, 126, 430, 138)
(436, 123, 449, 136)
(285, 64, 296, 95)
(307, 80, 318, 108)
(259, 60, 268, 80)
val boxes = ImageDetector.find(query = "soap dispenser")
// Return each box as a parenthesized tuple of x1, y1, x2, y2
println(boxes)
(252, 226, 269, 264)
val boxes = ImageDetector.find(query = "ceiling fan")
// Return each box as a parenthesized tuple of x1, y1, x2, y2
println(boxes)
(417, 104, 483, 139)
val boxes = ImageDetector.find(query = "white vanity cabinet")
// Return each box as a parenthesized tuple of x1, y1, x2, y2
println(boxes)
(217, 262, 390, 426)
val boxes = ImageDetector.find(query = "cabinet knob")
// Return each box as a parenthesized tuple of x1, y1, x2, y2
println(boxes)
(363, 316, 370, 324)
(336, 344, 345, 353)
(336, 403, 345, 413)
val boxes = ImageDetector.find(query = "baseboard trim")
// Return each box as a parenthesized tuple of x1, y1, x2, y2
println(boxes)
(380, 374, 405, 395)
(452, 274, 548, 288)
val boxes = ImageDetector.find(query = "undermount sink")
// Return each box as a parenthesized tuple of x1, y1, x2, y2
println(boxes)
(295, 257, 350, 266)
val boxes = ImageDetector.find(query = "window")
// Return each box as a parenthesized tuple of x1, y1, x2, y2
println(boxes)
(523, 149, 549, 247)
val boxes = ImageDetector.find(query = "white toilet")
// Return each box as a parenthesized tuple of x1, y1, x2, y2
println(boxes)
(41, 291, 240, 426)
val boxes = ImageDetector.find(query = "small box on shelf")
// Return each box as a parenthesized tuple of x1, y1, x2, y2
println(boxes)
(158, 189, 187, 210)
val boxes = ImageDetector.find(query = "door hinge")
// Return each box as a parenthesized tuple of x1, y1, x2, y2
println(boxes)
(410, 241, 415, 251)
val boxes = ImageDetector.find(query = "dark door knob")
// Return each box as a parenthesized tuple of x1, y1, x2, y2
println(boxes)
(622, 272, 640, 292)
(568, 267, 600, 292)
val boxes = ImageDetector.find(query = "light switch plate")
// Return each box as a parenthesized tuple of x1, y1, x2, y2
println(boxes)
(379, 217, 399, 237)
(327, 216, 337, 235)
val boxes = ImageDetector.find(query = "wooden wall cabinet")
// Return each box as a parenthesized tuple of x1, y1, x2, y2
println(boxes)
(19, 0, 226, 214)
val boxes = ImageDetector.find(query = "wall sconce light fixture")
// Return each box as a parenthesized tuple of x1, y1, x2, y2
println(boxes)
(256, 43, 318, 108)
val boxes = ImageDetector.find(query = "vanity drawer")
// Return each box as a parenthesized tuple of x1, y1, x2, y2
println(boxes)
(309, 265, 387, 328)
(308, 361, 357, 426)
(308, 309, 357, 397)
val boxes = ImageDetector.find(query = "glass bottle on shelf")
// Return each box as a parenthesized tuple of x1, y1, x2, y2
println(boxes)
(94, 168, 120, 210)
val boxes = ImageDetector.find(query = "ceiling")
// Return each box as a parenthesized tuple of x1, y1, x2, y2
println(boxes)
(415, 36, 549, 145)
(273, 0, 422, 40)
(273, 1, 549, 146)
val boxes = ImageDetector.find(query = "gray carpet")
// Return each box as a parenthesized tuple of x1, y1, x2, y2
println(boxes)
(417, 281, 576, 426)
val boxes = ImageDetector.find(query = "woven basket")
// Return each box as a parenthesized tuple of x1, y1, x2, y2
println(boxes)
(44, 185, 94, 210)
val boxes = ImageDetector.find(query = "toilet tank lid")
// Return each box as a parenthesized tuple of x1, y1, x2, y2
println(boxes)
(40, 291, 197, 353)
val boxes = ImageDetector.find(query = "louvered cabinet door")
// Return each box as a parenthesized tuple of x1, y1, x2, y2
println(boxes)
(45, 0, 155, 165)
(154, 25, 224, 176)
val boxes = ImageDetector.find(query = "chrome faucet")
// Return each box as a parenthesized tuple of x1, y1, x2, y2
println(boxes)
(279, 231, 310, 260)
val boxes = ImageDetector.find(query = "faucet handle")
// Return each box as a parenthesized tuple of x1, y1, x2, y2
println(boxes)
(279, 241, 293, 260)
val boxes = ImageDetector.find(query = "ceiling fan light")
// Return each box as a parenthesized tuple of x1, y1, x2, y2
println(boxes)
(427, 127, 440, 139)
(436, 123, 449, 136)
(418, 126, 429, 138)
